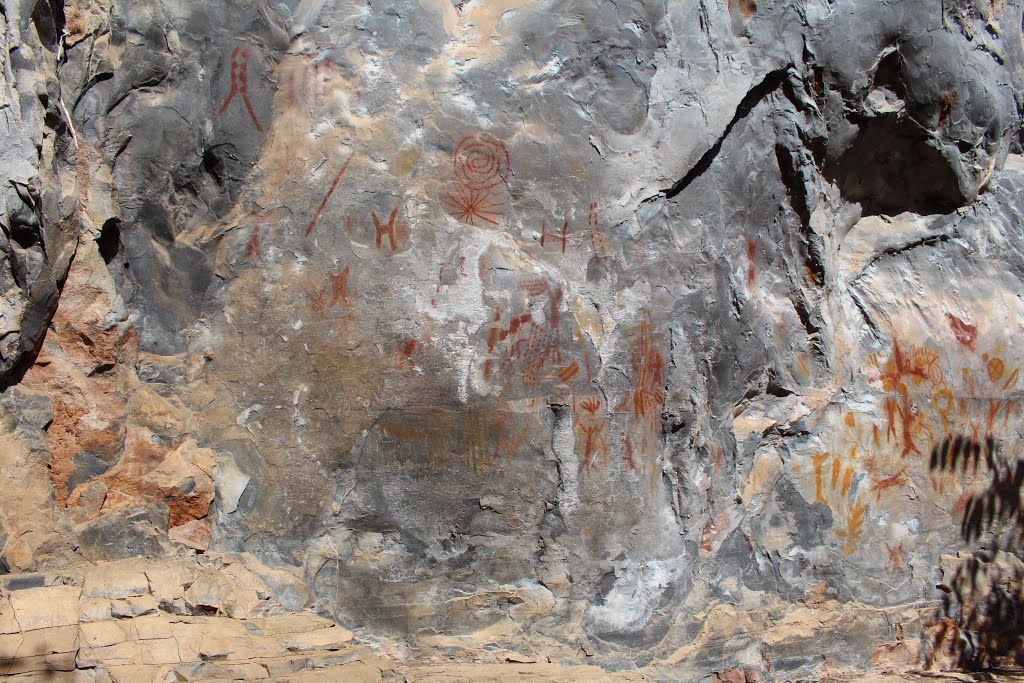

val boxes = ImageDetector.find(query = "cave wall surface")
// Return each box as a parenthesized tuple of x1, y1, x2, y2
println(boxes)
(2, 0, 1024, 679)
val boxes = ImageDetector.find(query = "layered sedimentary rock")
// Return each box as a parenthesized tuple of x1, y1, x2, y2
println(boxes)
(2, 0, 1024, 679)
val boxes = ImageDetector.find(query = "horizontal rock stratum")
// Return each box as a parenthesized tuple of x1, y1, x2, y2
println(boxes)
(1, 0, 1023, 680)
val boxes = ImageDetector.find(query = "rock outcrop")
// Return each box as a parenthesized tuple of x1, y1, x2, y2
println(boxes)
(1, 0, 1024, 679)
(0, 554, 389, 680)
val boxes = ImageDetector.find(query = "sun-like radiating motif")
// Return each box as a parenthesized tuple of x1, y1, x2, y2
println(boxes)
(442, 184, 504, 226)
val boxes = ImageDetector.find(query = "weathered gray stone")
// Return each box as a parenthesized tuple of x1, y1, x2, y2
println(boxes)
(0, 0, 1022, 678)
(0, 0, 81, 386)
(74, 505, 169, 562)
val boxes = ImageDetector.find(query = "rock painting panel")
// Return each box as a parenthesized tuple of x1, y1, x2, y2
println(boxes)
(217, 47, 263, 132)
(442, 134, 509, 226)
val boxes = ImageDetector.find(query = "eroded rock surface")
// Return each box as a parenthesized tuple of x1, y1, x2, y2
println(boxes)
(1, 0, 1024, 679)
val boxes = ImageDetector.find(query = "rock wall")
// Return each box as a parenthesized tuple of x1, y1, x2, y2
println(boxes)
(2, 0, 1024, 679)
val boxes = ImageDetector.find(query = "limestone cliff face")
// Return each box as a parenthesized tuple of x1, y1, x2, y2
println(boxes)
(2, 0, 1024, 678)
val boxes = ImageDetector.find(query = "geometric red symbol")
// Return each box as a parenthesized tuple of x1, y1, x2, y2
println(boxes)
(216, 47, 262, 133)
(453, 134, 509, 190)
(372, 207, 399, 251)
(442, 134, 510, 227)
(540, 219, 568, 254)
(442, 184, 504, 226)
(588, 202, 607, 256)
(557, 360, 579, 382)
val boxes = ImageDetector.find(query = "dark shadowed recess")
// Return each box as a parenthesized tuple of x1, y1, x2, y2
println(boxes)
(823, 113, 966, 216)
(97, 218, 123, 265)
(29, 0, 66, 51)
(823, 49, 968, 216)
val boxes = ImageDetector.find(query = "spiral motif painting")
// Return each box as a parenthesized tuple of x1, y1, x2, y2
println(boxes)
(453, 134, 510, 190)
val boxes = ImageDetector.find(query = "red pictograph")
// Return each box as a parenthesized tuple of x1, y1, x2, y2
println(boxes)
(574, 396, 607, 472)
(578, 421, 606, 471)
(945, 313, 977, 351)
(372, 207, 399, 251)
(442, 184, 504, 226)
(482, 282, 565, 388)
(244, 227, 262, 260)
(328, 267, 351, 306)
(504, 286, 562, 387)
(432, 266, 444, 307)
(517, 278, 550, 298)
(616, 309, 665, 476)
(519, 322, 554, 387)
(453, 134, 510, 189)
(540, 219, 568, 254)
(309, 266, 351, 315)
(311, 59, 332, 107)
(484, 305, 532, 380)
(217, 47, 263, 133)
(871, 466, 908, 501)
(588, 202, 608, 256)
(486, 307, 533, 354)
(397, 337, 418, 367)
(285, 57, 333, 109)
(624, 309, 664, 421)
(442, 133, 510, 227)
(558, 361, 580, 383)
(746, 238, 758, 286)
(548, 286, 562, 363)
(886, 541, 906, 574)
(306, 154, 354, 237)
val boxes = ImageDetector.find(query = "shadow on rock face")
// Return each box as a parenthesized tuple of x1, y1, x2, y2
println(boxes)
(928, 433, 1024, 670)
(824, 112, 966, 216)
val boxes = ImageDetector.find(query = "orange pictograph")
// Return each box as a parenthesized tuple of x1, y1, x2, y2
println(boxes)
(873, 341, 942, 457)
(802, 330, 1024, 559)
(618, 309, 665, 489)
(574, 396, 608, 472)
